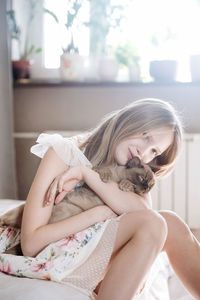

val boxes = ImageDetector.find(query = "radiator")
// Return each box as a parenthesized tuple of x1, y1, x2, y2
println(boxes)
(151, 134, 200, 229)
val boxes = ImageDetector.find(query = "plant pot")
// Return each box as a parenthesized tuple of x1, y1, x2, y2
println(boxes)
(190, 55, 200, 82)
(149, 60, 177, 82)
(98, 58, 119, 81)
(60, 53, 85, 81)
(128, 64, 140, 82)
(12, 60, 31, 80)
(84, 55, 100, 81)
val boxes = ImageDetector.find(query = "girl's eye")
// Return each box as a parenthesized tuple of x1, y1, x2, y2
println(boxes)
(152, 148, 157, 156)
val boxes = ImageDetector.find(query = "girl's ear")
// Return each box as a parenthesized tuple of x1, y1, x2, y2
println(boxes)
(126, 156, 141, 168)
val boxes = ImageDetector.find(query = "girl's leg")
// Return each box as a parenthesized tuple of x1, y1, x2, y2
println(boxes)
(159, 210, 200, 299)
(96, 209, 168, 300)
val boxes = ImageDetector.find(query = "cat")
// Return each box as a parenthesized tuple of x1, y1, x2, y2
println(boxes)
(0, 156, 155, 228)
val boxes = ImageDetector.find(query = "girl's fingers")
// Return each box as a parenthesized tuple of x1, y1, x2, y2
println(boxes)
(45, 179, 58, 206)
(58, 167, 81, 193)
(62, 179, 79, 192)
(58, 170, 74, 192)
(58, 178, 64, 193)
(55, 190, 68, 204)
(47, 180, 55, 198)
(58, 170, 70, 192)
(44, 182, 53, 206)
(55, 179, 79, 205)
(44, 167, 82, 206)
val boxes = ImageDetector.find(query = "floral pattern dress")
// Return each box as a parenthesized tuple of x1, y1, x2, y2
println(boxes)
(0, 219, 118, 299)
(0, 133, 122, 299)
(0, 133, 167, 299)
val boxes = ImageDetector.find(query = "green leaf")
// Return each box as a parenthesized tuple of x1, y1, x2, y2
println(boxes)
(27, 45, 35, 56)
(43, 8, 59, 23)
(35, 48, 42, 53)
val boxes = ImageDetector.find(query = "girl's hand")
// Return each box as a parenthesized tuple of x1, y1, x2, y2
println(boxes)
(44, 166, 85, 206)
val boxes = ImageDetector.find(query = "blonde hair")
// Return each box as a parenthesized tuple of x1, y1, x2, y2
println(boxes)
(80, 98, 183, 178)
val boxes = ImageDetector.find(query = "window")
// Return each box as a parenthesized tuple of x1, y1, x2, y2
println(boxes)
(44, 0, 89, 69)
(43, 0, 200, 82)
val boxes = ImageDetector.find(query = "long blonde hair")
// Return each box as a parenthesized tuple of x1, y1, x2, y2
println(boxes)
(80, 98, 183, 178)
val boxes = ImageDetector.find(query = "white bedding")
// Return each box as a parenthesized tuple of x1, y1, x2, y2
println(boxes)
(0, 199, 195, 300)
(0, 272, 90, 300)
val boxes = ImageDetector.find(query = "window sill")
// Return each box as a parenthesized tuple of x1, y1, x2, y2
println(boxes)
(13, 78, 198, 88)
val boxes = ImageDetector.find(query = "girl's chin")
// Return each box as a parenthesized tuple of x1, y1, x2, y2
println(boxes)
(114, 153, 127, 166)
(117, 158, 127, 166)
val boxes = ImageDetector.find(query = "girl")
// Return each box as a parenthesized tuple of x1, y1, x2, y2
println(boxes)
(21, 98, 200, 299)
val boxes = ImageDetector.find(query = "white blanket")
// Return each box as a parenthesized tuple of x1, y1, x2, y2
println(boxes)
(0, 199, 194, 300)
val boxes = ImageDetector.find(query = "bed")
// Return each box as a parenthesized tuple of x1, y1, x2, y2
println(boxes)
(0, 199, 196, 300)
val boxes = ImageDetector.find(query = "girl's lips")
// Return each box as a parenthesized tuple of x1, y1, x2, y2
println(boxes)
(128, 148, 134, 160)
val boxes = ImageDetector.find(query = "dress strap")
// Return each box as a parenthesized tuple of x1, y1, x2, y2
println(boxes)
(30, 133, 92, 167)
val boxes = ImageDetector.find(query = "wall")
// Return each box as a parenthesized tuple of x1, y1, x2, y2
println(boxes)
(0, 0, 17, 199)
(14, 83, 200, 133)
(13, 82, 200, 199)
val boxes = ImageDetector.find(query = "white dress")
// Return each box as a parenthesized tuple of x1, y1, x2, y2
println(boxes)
(0, 133, 169, 300)
(30, 133, 121, 298)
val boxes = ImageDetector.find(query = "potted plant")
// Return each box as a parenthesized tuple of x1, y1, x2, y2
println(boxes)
(149, 28, 178, 82)
(190, 54, 200, 81)
(7, 1, 58, 80)
(60, 0, 86, 81)
(189, 0, 200, 81)
(115, 43, 141, 82)
(85, 0, 125, 81)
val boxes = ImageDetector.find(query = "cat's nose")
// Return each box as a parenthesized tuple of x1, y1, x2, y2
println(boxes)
(143, 182, 148, 190)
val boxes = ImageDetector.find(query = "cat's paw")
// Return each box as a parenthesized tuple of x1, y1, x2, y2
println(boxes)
(0, 215, 10, 227)
(0, 205, 24, 228)
(118, 179, 135, 192)
(93, 167, 112, 183)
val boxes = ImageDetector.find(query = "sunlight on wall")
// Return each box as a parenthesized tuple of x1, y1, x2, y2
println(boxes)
(43, 0, 200, 82)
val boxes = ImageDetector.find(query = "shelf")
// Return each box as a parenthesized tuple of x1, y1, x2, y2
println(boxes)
(13, 78, 197, 88)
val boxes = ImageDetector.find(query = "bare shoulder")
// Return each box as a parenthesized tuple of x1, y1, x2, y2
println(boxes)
(26, 146, 69, 206)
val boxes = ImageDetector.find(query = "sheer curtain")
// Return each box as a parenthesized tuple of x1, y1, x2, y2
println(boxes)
(0, 0, 17, 198)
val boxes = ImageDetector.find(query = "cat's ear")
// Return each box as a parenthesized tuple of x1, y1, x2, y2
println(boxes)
(126, 156, 141, 168)
(148, 164, 157, 174)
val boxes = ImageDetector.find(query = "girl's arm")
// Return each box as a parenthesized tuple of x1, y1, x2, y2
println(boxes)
(21, 147, 115, 257)
(82, 166, 152, 213)
(51, 165, 151, 214)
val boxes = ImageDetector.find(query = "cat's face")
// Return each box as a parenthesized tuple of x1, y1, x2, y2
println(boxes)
(126, 157, 155, 195)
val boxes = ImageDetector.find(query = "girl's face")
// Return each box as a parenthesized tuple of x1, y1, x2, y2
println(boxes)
(114, 127, 174, 165)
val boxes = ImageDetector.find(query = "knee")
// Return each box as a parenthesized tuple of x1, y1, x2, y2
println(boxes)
(159, 210, 191, 242)
(138, 210, 168, 246)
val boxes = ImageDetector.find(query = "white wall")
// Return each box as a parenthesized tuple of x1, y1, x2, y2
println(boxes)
(0, 0, 17, 198)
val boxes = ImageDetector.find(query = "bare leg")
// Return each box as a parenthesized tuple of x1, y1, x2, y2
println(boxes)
(159, 210, 200, 299)
(96, 210, 168, 300)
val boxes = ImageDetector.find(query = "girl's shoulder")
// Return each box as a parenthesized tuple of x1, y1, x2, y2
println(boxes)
(68, 132, 90, 148)
(30, 132, 92, 167)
